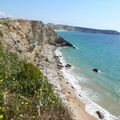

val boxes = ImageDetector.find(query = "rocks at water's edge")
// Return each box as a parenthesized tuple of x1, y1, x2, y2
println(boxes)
(65, 64, 71, 69)
(93, 68, 98, 73)
(55, 36, 75, 48)
(57, 63, 64, 69)
(96, 111, 104, 119)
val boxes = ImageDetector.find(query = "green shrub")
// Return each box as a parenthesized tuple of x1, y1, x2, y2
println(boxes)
(0, 43, 72, 120)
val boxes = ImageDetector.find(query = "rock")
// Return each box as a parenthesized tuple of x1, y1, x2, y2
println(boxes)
(71, 86, 74, 89)
(79, 94, 81, 97)
(57, 63, 63, 69)
(93, 68, 98, 73)
(55, 37, 74, 48)
(0, 19, 74, 63)
(65, 64, 71, 68)
(66, 82, 69, 84)
(96, 111, 104, 119)
(45, 58, 49, 62)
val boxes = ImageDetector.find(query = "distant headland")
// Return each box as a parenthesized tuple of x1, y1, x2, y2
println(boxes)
(48, 23, 120, 35)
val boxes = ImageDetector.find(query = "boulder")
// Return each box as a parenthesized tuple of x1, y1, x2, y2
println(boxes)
(57, 63, 63, 69)
(93, 68, 98, 73)
(65, 64, 71, 68)
(96, 111, 104, 119)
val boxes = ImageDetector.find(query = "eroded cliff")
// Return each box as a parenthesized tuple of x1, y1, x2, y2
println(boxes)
(0, 19, 73, 62)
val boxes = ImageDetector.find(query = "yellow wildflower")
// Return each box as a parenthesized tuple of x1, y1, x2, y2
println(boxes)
(16, 107, 19, 111)
(0, 80, 3, 84)
(21, 102, 24, 104)
(25, 102, 28, 105)
(19, 114, 23, 117)
(1, 107, 5, 112)
(33, 116, 35, 118)
(0, 115, 3, 119)
(11, 118, 14, 120)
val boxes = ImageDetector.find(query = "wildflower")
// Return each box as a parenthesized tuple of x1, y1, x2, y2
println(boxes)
(21, 102, 24, 104)
(1, 107, 5, 112)
(0, 80, 3, 84)
(33, 116, 35, 118)
(0, 115, 3, 119)
(5, 76, 8, 79)
(11, 118, 14, 120)
(16, 107, 19, 111)
(25, 102, 28, 105)
(0, 107, 1, 109)
(19, 114, 23, 117)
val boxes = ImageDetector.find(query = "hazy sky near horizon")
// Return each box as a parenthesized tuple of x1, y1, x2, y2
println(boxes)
(0, 0, 120, 31)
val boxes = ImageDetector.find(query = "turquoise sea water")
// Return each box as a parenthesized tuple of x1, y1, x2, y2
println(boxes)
(58, 32, 120, 117)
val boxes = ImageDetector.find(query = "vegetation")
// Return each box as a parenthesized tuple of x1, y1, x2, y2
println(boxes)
(0, 43, 72, 120)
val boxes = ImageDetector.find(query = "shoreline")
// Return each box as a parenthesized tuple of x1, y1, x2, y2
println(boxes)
(55, 47, 119, 120)
(38, 44, 118, 120)
(38, 44, 97, 120)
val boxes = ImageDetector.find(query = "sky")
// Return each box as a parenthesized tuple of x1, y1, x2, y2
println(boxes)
(0, 0, 120, 31)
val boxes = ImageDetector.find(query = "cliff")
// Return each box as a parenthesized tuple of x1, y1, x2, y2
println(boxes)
(0, 19, 73, 61)
(0, 19, 73, 120)
(48, 23, 120, 35)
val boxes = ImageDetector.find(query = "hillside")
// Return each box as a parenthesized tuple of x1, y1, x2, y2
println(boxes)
(0, 19, 73, 120)
(48, 23, 120, 35)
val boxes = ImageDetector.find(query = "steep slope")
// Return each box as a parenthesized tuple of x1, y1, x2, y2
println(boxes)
(0, 19, 74, 120)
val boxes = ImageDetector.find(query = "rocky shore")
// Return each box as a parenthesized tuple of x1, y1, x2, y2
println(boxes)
(37, 43, 97, 120)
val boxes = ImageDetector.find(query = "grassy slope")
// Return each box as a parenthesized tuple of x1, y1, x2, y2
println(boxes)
(0, 43, 72, 120)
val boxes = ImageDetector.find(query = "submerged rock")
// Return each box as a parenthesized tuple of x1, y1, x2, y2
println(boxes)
(96, 111, 104, 119)
(93, 68, 98, 73)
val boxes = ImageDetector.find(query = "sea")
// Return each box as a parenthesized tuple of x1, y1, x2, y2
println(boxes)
(57, 31, 120, 120)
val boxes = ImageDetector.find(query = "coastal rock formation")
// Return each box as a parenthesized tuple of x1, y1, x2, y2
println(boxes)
(65, 64, 72, 69)
(96, 111, 104, 119)
(0, 19, 73, 63)
(93, 68, 99, 73)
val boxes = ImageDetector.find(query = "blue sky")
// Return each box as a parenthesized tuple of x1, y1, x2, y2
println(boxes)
(0, 0, 120, 31)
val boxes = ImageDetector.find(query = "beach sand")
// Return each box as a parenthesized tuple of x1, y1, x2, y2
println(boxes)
(38, 44, 97, 120)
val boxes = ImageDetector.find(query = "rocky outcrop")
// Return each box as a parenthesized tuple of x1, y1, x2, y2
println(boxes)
(65, 64, 72, 69)
(93, 68, 99, 73)
(0, 19, 73, 63)
(96, 111, 104, 119)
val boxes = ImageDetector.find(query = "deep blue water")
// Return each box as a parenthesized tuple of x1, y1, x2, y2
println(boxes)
(58, 32, 120, 116)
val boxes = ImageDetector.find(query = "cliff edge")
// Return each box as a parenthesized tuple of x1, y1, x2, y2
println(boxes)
(0, 19, 73, 61)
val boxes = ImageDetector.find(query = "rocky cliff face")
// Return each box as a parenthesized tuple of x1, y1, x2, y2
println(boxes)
(0, 19, 73, 62)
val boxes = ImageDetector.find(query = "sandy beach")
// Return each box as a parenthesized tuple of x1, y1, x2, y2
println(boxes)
(38, 44, 97, 120)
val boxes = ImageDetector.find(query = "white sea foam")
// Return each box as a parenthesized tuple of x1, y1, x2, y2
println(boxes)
(55, 47, 119, 120)
(73, 44, 79, 49)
